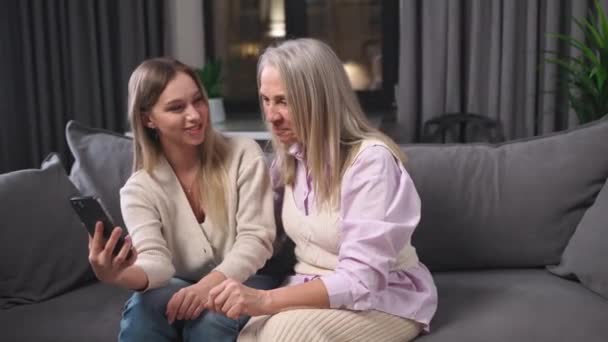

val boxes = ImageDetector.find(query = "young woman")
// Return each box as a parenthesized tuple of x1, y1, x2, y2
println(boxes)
(206, 38, 438, 342)
(87, 57, 279, 341)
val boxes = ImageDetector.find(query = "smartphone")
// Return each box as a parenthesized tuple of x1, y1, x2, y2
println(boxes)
(70, 196, 129, 256)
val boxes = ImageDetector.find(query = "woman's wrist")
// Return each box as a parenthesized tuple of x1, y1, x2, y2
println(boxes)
(115, 265, 148, 291)
(196, 270, 228, 294)
(261, 289, 278, 315)
(200, 270, 227, 285)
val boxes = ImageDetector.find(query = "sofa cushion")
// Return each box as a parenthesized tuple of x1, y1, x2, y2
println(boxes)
(66, 120, 133, 230)
(404, 117, 608, 271)
(548, 176, 608, 299)
(0, 154, 94, 309)
(416, 269, 608, 342)
(0, 281, 131, 342)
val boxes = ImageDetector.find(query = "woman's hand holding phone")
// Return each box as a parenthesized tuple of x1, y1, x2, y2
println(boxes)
(88, 222, 138, 285)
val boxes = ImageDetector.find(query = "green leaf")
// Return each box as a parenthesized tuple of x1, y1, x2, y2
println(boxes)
(545, 57, 583, 77)
(544, 0, 608, 124)
(569, 93, 596, 123)
(196, 60, 223, 98)
(589, 65, 607, 89)
(594, 0, 608, 42)
(574, 17, 604, 50)
(544, 54, 585, 67)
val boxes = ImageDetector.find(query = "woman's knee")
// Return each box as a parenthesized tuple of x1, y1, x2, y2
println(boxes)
(119, 279, 192, 341)
(184, 310, 248, 341)
(123, 278, 191, 319)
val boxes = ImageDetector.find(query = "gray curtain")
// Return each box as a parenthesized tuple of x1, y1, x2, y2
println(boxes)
(396, 0, 607, 142)
(0, 0, 164, 173)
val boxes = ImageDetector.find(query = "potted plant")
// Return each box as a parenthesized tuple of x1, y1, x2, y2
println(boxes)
(196, 60, 225, 124)
(545, 0, 608, 124)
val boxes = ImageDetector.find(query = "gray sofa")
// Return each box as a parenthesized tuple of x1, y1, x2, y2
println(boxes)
(1, 118, 607, 341)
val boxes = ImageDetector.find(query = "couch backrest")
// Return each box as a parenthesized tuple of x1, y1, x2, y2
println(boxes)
(403, 117, 608, 271)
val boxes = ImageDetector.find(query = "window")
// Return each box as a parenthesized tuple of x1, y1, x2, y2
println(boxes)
(204, 0, 398, 115)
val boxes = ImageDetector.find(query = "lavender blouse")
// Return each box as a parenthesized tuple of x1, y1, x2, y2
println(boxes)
(271, 143, 438, 330)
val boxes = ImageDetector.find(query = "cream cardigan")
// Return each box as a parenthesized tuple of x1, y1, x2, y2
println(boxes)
(283, 140, 419, 277)
(120, 136, 275, 290)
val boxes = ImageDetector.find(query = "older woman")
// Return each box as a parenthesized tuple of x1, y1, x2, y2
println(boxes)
(207, 39, 438, 342)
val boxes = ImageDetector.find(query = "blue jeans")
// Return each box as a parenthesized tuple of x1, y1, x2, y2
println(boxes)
(119, 275, 281, 342)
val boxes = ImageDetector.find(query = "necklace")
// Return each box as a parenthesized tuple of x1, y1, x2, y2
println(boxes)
(179, 165, 200, 196)
(184, 179, 197, 195)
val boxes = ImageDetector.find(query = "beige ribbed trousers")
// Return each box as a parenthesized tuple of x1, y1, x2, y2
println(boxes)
(237, 309, 422, 342)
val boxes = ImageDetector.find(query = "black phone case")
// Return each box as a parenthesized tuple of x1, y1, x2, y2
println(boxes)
(70, 196, 127, 255)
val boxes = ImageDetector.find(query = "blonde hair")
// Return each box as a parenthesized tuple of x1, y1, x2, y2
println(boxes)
(128, 57, 229, 227)
(258, 38, 406, 208)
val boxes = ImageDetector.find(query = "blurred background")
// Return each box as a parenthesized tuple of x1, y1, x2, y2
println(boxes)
(2, 0, 608, 173)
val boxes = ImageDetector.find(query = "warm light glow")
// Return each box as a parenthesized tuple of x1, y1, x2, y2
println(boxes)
(268, 22, 286, 38)
(268, 0, 285, 37)
(343, 62, 371, 90)
(230, 43, 261, 58)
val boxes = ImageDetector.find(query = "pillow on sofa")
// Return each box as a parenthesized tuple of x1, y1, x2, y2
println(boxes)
(548, 177, 608, 299)
(0, 154, 94, 308)
(66, 120, 133, 230)
(404, 117, 608, 271)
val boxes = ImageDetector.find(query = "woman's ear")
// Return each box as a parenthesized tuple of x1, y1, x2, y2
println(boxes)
(142, 112, 155, 129)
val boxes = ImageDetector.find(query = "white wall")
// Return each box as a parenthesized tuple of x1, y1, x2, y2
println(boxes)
(165, 0, 205, 68)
